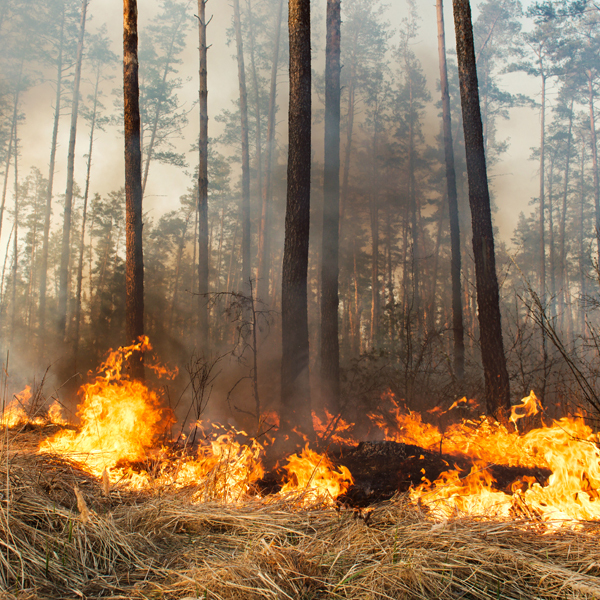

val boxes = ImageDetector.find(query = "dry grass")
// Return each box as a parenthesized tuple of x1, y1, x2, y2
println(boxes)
(1, 433, 600, 600)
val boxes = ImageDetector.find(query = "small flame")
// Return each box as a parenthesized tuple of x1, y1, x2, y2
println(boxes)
(279, 444, 353, 506)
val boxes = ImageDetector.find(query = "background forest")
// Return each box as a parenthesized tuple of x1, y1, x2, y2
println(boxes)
(1, 0, 600, 426)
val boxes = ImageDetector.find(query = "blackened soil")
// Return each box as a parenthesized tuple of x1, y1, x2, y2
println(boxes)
(257, 440, 551, 507)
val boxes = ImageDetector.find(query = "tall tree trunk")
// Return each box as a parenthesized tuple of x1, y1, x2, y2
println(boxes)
(579, 138, 587, 336)
(0, 64, 22, 245)
(281, 0, 312, 438)
(437, 0, 464, 380)
(233, 0, 251, 293)
(123, 0, 145, 379)
(10, 122, 18, 343)
(257, 0, 284, 304)
(559, 98, 574, 332)
(452, 0, 510, 418)
(320, 0, 341, 414)
(547, 153, 556, 317)
(407, 77, 420, 336)
(58, 0, 88, 339)
(38, 11, 64, 350)
(247, 0, 263, 205)
(369, 197, 379, 347)
(197, 0, 209, 347)
(73, 65, 100, 367)
(539, 68, 547, 302)
(588, 69, 600, 259)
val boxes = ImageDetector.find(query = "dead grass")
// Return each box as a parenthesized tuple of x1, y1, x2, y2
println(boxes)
(1, 433, 600, 600)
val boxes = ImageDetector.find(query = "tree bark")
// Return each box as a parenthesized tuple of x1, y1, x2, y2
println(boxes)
(452, 0, 510, 418)
(437, 0, 464, 381)
(58, 0, 88, 339)
(320, 0, 341, 414)
(123, 0, 145, 379)
(257, 0, 284, 305)
(197, 0, 209, 347)
(281, 0, 312, 438)
(233, 0, 251, 292)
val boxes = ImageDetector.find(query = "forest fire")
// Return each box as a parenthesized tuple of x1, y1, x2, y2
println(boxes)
(1, 341, 596, 522)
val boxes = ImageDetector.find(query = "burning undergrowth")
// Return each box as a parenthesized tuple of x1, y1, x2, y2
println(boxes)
(1, 339, 600, 597)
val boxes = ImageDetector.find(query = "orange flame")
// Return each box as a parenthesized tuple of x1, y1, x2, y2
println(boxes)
(279, 444, 353, 506)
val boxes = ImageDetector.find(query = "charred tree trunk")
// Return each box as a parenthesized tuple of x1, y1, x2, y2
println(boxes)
(547, 154, 556, 317)
(73, 66, 100, 367)
(123, 0, 145, 379)
(58, 0, 88, 339)
(233, 0, 251, 293)
(320, 0, 341, 414)
(257, 0, 284, 305)
(38, 13, 64, 351)
(281, 0, 312, 439)
(369, 198, 379, 347)
(437, 0, 464, 381)
(452, 0, 510, 418)
(197, 0, 209, 347)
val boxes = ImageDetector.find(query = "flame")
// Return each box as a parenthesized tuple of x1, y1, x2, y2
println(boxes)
(372, 391, 600, 523)
(312, 409, 357, 446)
(39, 338, 165, 478)
(279, 444, 353, 506)
(509, 390, 542, 428)
(1, 386, 32, 427)
(1, 386, 66, 428)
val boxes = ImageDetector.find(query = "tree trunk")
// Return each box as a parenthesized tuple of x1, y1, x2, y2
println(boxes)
(539, 69, 547, 302)
(320, 0, 341, 414)
(369, 197, 379, 347)
(233, 0, 251, 293)
(547, 153, 556, 317)
(559, 98, 573, 333)
(452, 0, 510, 418)
(58, 0, 88, 339)
(38, 11, 64, 350)
(73, 65, 100, 367)
(247, 0, 263, 208)
(579, 138, 586, 336)
(588, 69, 600, 259)
(281, 0, 312, 438)
(257, 0, 284, 305)
(197, 0, 209, 347)
(437, 0, 464, 381)
(123, 0, 145, 379)
(10, 121, 19, 343)
(0, 64, 22, 246)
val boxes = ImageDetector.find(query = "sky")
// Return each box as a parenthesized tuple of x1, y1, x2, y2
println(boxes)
(13, 0, 544, 252)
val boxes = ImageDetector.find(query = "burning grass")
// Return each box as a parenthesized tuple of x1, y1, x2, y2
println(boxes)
(1, 445, 600, 599)
(2, 339, 600, 598)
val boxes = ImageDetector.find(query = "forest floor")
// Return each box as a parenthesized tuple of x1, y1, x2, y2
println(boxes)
(1, 429, 600, 600)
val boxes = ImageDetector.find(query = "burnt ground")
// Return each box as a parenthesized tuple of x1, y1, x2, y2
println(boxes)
(258, 440, 551, 507)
